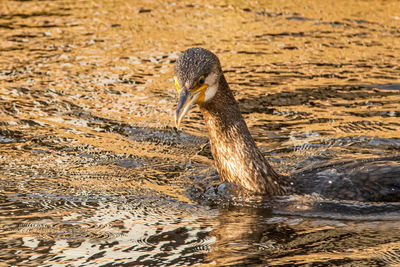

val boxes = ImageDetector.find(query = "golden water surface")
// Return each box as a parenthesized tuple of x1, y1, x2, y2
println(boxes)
(1, 0, 400, 265)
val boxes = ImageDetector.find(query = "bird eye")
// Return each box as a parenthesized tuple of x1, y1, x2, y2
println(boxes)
(198, 77, 205, 85)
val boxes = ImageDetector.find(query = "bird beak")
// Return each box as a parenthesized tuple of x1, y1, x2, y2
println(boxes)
(175, 87, 200, 128)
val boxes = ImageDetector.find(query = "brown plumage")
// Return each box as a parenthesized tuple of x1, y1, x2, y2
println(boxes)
(173, 47, 400, 201)
(200, 74, 286, 195)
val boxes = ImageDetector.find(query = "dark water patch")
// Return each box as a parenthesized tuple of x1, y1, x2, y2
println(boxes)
(238, 84, 399, 113)
(14, 22, 75, 29)
(0, 136, 15, 144)
(0, 11, 70, 20)
(20, 119, 46, 127)
(271, 136, 371, 154)
(282, 46, 298, 50)
(31, 149, 48, 154)
(7, 35, 36, 43)
(116, 158, 142, 169)
(362, 83, 400, 90)
(255, 11, 283, 17)
(252, 119, 307, 131)
(346, 32, 369, 38)
(321, 136, 399, 152)
(351, 19, 372, 24)
(286, 16, 309, 21)
(0, 22, 14, 29)
(257, 220, 400, 265)
(368, 138, 400, 150)
(349, 110, 400, 118)
(234, 50, 267, 55)
(71, 109, 206, 149)
(0, 129, 25, 142)
(124, 125, 207, 148)
(292, 155, 400, 202)
(21, 135, 77, 152)
(334, 120, 399, 134)
(266, 135, 400, 177)
(274, 197, 400, 220)
(316, 21, 351, 27)
(255, 31, 307, 38)
(369, 75, 397, 80)
(138, 8, 152, 13)
(310, 62, 347, 68)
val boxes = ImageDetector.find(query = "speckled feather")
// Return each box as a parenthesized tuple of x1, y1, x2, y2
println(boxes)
(200, 74, 288, 195)
(174, 47, 221, 91)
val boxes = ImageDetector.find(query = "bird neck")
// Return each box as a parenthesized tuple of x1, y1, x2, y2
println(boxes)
(200, 75, 286, 196)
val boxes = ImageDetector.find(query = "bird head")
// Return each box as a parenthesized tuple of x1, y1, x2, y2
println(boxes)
(173, 47, 222, 128)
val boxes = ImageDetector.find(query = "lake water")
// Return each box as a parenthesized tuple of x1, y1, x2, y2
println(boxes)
(1, 0, 400, 265)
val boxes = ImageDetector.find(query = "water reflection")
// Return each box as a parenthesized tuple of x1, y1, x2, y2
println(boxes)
(0, 192, 216, 265)
(1, 0, 400, 265)
(206, 205, 400, 266)
(4, 193, 400, 266)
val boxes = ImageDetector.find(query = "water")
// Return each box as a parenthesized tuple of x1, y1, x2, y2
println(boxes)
(1, 0, 400, 265)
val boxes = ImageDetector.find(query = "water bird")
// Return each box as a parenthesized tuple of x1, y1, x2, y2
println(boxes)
(173, 47, 400, 202)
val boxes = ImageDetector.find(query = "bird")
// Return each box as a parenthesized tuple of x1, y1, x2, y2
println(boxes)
(173, 47, 400, 202)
